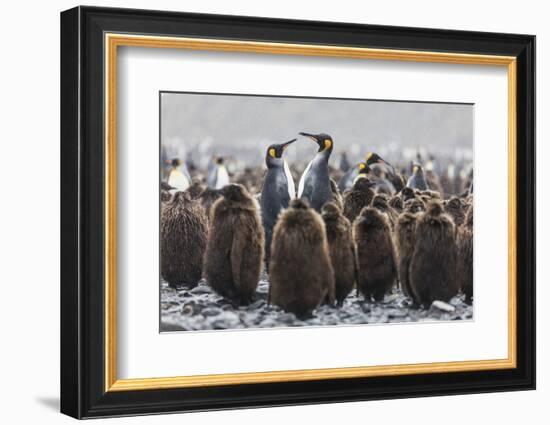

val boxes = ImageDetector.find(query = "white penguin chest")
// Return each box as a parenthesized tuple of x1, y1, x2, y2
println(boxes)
(297, 159, 313, 197)
(215, 165, 230, 189)
(168, 169, 190, 191)
(283, 160, 295, 199)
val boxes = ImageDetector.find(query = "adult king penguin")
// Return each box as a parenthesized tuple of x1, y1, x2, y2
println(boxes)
(167, 158, 191, 192)
(207, 157, 230, 189)
(297, 132, 334, 211)
(260, 138, 296, 264)
(407, 163, 429, 191)
(365, 152, 405, 192)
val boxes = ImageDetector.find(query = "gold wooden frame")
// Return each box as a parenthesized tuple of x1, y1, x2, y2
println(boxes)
(104, 33, 517, 392)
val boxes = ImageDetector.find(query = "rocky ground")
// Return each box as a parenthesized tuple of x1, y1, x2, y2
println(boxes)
(160, 271, 473, 332)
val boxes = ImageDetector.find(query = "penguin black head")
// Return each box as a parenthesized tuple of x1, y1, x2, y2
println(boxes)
(365, 152, 390, 167)
(215, 157, 224, 165)
(299, 132, 334, 153)
(352, 175, 375, 192)
(411, 162, 424, 176)
(265, 139, 296, 165)
(357, 162, 371, 175)
(170, 158, 183, 168)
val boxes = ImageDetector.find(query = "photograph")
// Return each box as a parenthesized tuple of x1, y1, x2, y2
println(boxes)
(159, 92, 474, 332)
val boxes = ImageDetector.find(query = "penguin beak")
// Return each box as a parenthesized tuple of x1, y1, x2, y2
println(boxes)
(282, 138, 296, 150)
(299, 132, 318, 142)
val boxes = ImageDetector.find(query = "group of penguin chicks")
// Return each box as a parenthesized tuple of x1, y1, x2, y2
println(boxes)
(160, 132, 473, 319)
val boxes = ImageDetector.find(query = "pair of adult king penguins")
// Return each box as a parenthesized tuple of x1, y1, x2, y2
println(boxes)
(261, 131, 413, 261)
(261, 132, 335, 263)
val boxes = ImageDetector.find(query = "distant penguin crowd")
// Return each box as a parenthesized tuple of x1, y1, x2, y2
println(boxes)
(160, 132, 474, 318)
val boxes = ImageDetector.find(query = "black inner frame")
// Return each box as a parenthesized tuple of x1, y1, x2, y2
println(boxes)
(61, 6, 535, 419)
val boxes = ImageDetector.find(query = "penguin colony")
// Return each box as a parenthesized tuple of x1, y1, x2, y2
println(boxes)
(160, 132, 474, 321)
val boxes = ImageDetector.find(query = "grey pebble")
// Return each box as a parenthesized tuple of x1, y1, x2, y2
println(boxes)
(259, 318, 278, 327)
(201, 307, 222, 317)
(278, 313, 297, 323)
(190, 285, 213, 295)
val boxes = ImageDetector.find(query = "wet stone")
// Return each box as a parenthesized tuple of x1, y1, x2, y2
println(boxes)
(432, 300, 456, 313)
(360, 304, 372, 314)
(322, 316, 340, 326)
(210, 312, 240, 329)
(259, 318, 278, 327)
(278, 313, 297, 324)
(190, 285, 213, 295)
(387, 309, 408, 318)
(201, 307, 222, 317)
(181, 302, 201, 316)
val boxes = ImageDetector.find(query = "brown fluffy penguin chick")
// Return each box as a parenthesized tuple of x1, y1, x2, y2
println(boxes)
(321, 202, 356, 305)
(269, 199, 335, 317)
(353, 207, 397, 301)
(408, 202, 459, 307)
(456, 205, 473, 303)
(444, 196, 466, 227)
(371, 193, 397, 230)
(342, 178, 375, 223)
(160, 191, 208, 288)
(394, 212, 417, 298)
(203, 184, 264, 305)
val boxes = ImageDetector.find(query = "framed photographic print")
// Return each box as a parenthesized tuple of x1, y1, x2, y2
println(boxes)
(60, 6, 536, 419)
